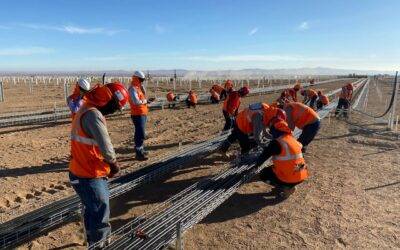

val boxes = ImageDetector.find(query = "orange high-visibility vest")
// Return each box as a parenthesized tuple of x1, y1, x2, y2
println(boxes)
(319, 95, 329, 105)
(128, 84, 148, 115)
(224, 81, 233, 91)
(236, 103, 268, 134)
(272, 134, 308, 183)
(306, 89, 317, 98)
(339, 87, 352, 100)
(286, 102, 319, 129)
(223, 91, 241, 115)
(166, 92, 175, 102)
(69, 103, 110, 178)
(189, 93, 198, 103)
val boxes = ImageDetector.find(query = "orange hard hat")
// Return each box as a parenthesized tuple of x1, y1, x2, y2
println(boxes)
(106, 82, 129, 108)
(272, 120, 292, 134)
(294, 83, 301, 91)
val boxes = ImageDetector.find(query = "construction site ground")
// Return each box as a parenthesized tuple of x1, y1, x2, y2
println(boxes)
(0, 79, 398, 249)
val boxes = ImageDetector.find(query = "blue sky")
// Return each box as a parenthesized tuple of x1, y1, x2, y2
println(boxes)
(0, 0, 399, 71)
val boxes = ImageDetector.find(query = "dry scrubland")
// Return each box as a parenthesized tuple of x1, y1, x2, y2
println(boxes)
(0, 78, 398, 249)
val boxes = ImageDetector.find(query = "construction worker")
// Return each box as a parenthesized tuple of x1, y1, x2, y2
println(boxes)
(316, 91, 329, 109)
(166, 90, 178, 108)
(222, 86, 250, 131)
(211, 84, 226, 100)
(224, 79, 234, 94)
(335, 83, 353, 118)
(256, 120, 308, 199)
(67, 78, 91, 118)
(69, 82, 129, 246)
(209, 88, 220, 104)
(282, 102, 321, 153)
(186, 90, 197, 108)
(288, 82, 301, 102)
(128, 71, 150, 161)
(301, 88, 318, 110)
(219, 103, 286, 154)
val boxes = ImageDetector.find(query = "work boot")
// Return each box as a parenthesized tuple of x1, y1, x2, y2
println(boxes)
(276, 186, 296, 200)
(135, 148, 148, 161)
(218, 141, 231, 157)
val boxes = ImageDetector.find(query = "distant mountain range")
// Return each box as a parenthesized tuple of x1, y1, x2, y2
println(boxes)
(0, 67, 394, 77)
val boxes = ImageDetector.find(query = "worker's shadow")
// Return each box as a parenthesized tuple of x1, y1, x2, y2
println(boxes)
(0, 157, 69, 178)
(201, 189, 283, 224)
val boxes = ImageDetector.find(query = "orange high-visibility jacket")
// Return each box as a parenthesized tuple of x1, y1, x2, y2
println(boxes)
(69, 103, 110, 178)
(339, 87, 352, 100)
(128, 84, 148, 115)
(319, 95, 329, 105)
(212, 84, 225, 95)
(284, 102, 320, 129)
(272, 134, 308, 183)
(305, 89, 318, 98)
(189, 92, 198, 104)
(224, 81, 233, 91)
(166, 92, 175, 102)
(236, 103, 269, 134)
(223, 91, 241, 115)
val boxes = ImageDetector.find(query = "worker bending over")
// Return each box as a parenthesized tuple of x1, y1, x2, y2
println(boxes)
(301, 88, 318, 110)
(209, 88, 220, 104)
(288, 82, 301, 102)
(316, 91, 329, 109)
(256, 120, 308, 199)
(186, 90, 198, 108)
(335, 83, 353, 118)
(224, 79, 234, 94)
(282, 102, 321, 153)
(166, 91, 178, 108)
(69, 82, 128, 246)
(128, 71, 150, 161)
(219, 103, 286, 155)
(222, 86, 249, 131)
(67, 78, 91, 118)
(211, 84, 226, 100)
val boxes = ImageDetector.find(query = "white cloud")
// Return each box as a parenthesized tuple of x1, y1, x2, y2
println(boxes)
(154, 24, 166, 34)
(0, 47, 54, 56)
(248, 27, 259, 36)
(298, 21, 310, 31)
(18, 23, 123, 35)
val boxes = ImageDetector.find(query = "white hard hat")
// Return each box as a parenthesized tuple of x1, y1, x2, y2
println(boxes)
(77, 78, 91, 91)
(133, 70, 146, 79)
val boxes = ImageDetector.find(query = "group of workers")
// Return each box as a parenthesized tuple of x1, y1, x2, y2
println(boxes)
(66, 73, 354, 246)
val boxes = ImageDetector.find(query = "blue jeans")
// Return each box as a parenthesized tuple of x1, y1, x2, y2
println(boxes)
(131, 115, 147, 151)
(69, 172, 111, 246)
(298, 120, 321, 149)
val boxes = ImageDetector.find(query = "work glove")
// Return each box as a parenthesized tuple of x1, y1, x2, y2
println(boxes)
(108, 161, 120, 178)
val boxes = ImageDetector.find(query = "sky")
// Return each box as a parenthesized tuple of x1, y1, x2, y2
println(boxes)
(0, 0, 399, 71)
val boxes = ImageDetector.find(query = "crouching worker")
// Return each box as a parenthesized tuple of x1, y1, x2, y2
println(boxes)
(186, 90, 197, 108)
(219, 103, 286, 155)
(283, 102, 321, 153)
(316, 91, 329, 109)
(256, 120, 308, 200)
(301, 89, 318, 110)
(69, 82, 129, 246)
(166, 91, 178, 108)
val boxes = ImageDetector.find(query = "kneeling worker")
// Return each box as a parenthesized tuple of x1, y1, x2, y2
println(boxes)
(282, 102, 320, 153)
(316, 91, 329, 109)
(69, 82, 129, 246)
(256, 120, 308, 199)
(186, 90, 198, 108)
(166, 90, 178, 108)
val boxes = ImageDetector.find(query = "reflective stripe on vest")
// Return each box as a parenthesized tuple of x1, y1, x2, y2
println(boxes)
(272, 138, 303, 161)
(70, 134, 98, 146)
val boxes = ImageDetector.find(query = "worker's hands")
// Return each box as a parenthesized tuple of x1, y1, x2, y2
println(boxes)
(108, 161, 120, 178)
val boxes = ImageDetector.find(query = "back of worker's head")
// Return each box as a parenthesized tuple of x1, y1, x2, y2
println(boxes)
(238, 86, 249, 97)
(294, 83, 301, 91)
(317, 90, 322, 96)
(87, 82, 129, 115)
(77, 78, 91, 92)
(346, 83, 353, 90)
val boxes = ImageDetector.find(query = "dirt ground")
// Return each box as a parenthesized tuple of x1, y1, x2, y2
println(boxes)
(0, 78, 398, 249)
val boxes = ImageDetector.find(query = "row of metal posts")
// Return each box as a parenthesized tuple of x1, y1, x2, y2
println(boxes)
(387, 72, 399, 131)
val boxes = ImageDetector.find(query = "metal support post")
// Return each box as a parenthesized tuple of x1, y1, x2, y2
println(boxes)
(0, 82, 4, 102)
